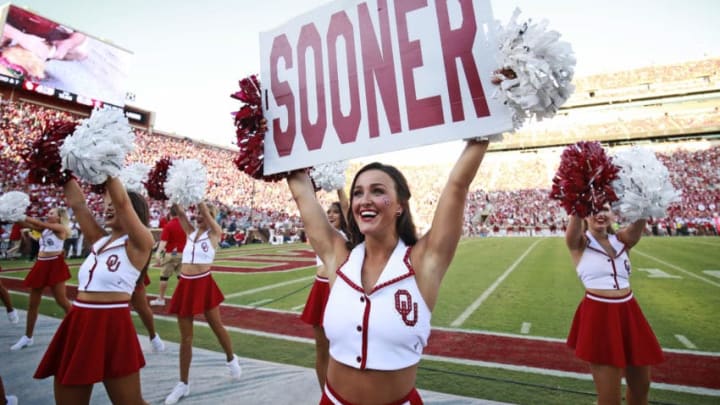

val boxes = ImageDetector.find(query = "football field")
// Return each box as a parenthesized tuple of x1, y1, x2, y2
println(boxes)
(2, 236, 719, 404)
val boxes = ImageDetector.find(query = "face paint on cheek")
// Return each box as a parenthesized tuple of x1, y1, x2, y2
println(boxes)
(383, 198, 390, 207)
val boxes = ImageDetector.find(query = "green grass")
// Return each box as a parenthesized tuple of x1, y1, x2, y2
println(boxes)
(3, 235, 719, 404)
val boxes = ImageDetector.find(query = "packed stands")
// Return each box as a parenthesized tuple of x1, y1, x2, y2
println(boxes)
(2, 58, 720, 242)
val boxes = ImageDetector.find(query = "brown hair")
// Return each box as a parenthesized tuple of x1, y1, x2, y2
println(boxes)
(128, 191, 149, 227)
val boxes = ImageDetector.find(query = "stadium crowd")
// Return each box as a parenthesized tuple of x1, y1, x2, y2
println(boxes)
(2, 97, 719, 259)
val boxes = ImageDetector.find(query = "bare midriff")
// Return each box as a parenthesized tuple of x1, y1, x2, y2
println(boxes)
(326, 358, 417, 404)
(586, 287, 632, 298)
(76, 291, 131, 302)
(181, 263, 212, 276)
(38, 251, 63, 258)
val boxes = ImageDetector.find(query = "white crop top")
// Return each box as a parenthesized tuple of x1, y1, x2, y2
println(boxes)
(77, 235, 141, 294)
(182, 230, 215, 264)
(324, 240, 431, 371)
(39, 229, 64, 253)
(577, 232, 631, 290)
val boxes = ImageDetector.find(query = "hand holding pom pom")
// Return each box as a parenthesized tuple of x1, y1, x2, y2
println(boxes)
(145, 157, 173, 201)
(309, 161, 348, 192)
(60, 106, 135, 184)
(611, 147, 681, 222)
(494, 8, 576, 129)
(549, 141, 619, 218)
(0, 191, 31, 222)
(165, 159, 208, 207)
(21, 120, 77, 185)
(231, 75, 302, 182)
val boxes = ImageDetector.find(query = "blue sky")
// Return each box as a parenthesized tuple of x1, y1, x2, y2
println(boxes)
(7, 0, 720, 162)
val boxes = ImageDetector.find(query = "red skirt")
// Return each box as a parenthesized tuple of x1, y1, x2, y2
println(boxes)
(567, 291, 664, 368)
(300, 276, 330, 326)
(321, 381, 422, 405)
(34, 300, 145, 385)
(168, 271, 224, 316)
(23, 254, 71, 289)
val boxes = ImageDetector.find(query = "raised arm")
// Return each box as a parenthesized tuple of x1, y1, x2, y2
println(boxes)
(287, 171, 343, 264)
(337, 188, 349, 223)
(415, 140, 490, 279)
(565, 214, 586, 264)
(106, 177, 154, 257)
(198, 202, 222, 246)
(17, 217, 68, 239)
(173, 204, 195, 236)
(63, 178, 105, 245)
(616, 219, 647, 249)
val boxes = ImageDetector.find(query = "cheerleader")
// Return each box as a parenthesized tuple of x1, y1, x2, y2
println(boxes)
(565, 204, 664, 404)
(10, 207, 72, 351)
(34, 177, 154, 405)
(300, 189, 349, 389)
(163, 202, 241, 405)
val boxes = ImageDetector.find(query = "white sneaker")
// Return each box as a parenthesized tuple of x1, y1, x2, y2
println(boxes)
(226, 354, 242, 380)
(149, 298, 166, 306)
(151, 334, 166, 352)
(11, 335, 33, 351)
(7, 309, 19, 324)
(5, 395, 18, 405)
(164, 381, 189, 404)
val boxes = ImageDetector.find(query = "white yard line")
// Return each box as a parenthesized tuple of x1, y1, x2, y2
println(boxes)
(451, 239, 543, 327)
(520, 322, 531, 334)
(225, 275, 314, 298)
(675, 334, 698, 349)
(633, 249, 720, 287)
(249, 298, 273, 307)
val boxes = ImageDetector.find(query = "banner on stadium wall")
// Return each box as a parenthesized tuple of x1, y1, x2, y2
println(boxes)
(259, 0, 513, 174)
(0, 4, 133, 108)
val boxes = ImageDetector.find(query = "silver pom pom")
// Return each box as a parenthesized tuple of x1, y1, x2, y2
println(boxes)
(310, 161, 348, 191)
(0, 191, 31, 222)
(494, 8, 576, 129)
(165, 159, 207, 207)
(120, 163, 150, 195)
(60, 106, 135, 184)
(611, 147, 681, 222)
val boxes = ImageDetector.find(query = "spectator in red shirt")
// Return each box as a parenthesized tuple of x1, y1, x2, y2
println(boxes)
(150, 205, 187, 306)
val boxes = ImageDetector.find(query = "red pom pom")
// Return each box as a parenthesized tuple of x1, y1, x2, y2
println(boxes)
(549, 141, 620, 217)
(21, 120, 77, 186)
(230, 75, 297, 182)
(145, 157, 172, 201)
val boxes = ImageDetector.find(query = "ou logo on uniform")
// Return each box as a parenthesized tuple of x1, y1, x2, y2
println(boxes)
(394, 289, 418, 326)
(106, 254, 120, 272)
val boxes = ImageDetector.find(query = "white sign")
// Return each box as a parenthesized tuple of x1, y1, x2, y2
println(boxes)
(260, 0, 512, 174)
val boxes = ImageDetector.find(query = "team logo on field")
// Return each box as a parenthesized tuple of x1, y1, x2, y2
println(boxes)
(395, 289, 418, 326)
(201, 241, 209, 252)
(106, 254, 120, 272)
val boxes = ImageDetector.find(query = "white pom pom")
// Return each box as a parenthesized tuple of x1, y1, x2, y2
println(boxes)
(165, 159, 207, 207)
(310, 161, 348, 191)
(494, 8, 576, 129)
(120, 163, 150, 194)
(60, 106, 135, 184)
(611, 147, 681, 222)
(0, 191, 30, 222)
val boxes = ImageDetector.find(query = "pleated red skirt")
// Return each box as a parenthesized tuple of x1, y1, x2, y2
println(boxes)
(567, 291, 664, 368)
(168, 271, 224, 316)
(23, 255, 70, 289)
(34, 300, 145, 385)
(300, 276, 330, 326)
